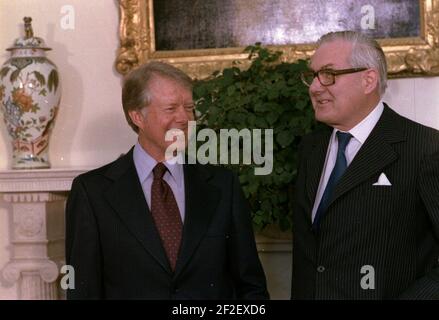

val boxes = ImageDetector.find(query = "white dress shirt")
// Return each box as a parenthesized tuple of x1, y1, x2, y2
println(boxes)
(311, 101, 385, 221)
(133, 142, 186, 222)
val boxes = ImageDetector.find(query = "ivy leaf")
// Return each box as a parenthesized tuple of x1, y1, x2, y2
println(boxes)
(227, 85, 235, 96)
(254, 117, 267, 128)
(266, 112, 279, 125)
(276, 130, 294, 147)
(193, 85, 206, 99)
(208, 106, 220, 118)
(247, 114, 256, 126)
(234, 112, 247, 124)
(261, 200, 272, 213)
(267, 89, 279, 100)
(254, 103, 269, 112)
(295, 100, 308, 110)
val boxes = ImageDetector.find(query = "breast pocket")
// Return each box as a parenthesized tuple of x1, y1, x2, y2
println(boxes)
(350, 183, 405, 229)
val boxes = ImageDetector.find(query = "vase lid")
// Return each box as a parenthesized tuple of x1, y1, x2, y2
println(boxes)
(6, 17, 51, 51)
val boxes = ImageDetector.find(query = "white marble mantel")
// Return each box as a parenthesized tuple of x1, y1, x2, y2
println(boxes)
(0, 168, 91, 193)
(0, 168, 89, 300)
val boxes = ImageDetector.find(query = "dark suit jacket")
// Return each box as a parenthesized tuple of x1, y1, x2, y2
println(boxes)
(292, 104, 439, 299)
(65, 149, 268, 299)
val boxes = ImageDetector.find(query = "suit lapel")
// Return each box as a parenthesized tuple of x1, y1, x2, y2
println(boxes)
(173, 164, 220, 278)
(328, 105, 405, 208)
(104, 149, 172, 274)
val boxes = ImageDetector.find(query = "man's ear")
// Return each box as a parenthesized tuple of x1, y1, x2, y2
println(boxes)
(128, 109, 145, 130)
(362, 69, 379, 95)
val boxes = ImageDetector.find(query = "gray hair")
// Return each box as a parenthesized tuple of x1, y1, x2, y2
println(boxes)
(122, 61, 193, 133)
(317, 31, 387, 96)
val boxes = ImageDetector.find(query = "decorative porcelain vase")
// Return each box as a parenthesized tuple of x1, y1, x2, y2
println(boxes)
(0, 17, 61, 169)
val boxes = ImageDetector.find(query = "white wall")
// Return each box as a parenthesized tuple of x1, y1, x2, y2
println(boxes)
(0, 0, 136, 171)
(0, 0, 438, 299)
(384, 78, 439, 130)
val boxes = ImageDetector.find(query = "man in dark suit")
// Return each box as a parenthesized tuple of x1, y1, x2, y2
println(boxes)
(291, 31, 439, 299)
(66, 62, 269, 299)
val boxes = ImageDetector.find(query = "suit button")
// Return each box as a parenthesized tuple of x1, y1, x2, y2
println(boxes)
(317, 265, 325, 273)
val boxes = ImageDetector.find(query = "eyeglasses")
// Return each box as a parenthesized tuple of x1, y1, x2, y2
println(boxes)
(300, 67, 368, 87)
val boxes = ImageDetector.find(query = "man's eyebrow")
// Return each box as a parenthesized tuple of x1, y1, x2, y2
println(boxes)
(309, 63, 335, 71)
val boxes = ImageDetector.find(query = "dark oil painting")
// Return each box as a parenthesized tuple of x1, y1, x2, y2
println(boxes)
(153, 0, 421, 51)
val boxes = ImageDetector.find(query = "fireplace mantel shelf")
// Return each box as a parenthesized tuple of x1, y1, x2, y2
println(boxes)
(0, 168, 93, 192)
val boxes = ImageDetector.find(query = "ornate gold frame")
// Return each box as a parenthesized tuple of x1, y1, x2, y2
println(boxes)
(116, 0, 439, 79)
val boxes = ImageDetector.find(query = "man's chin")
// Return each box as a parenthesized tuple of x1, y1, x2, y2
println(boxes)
(314, 111, 335, 125)
(314, 109, 327, 121)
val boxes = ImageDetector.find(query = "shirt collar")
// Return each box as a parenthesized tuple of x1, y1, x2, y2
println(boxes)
(133, 142, 184, 187)
(333, 100, 384, 145)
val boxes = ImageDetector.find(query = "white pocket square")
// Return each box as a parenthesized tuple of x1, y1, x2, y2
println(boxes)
(373, 173, 392, 186)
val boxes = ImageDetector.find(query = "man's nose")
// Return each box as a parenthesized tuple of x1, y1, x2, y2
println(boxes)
(309, 76, 325, 95)
(175, 105, 190, 123)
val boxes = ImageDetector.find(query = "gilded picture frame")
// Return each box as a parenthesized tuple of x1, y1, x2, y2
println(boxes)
(116, 0, 439, 79)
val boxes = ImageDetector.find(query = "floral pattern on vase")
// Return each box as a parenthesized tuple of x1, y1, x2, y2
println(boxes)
(0, 17, 61, 169)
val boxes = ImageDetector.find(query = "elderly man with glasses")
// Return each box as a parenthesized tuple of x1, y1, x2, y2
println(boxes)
(292, 31, 439, 300)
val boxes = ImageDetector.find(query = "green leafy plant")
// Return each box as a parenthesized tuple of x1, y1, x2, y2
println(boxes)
(194, 44, 317, 232)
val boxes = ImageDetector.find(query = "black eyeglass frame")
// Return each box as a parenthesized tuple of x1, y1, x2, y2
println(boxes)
(300, 67, 368, 87)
